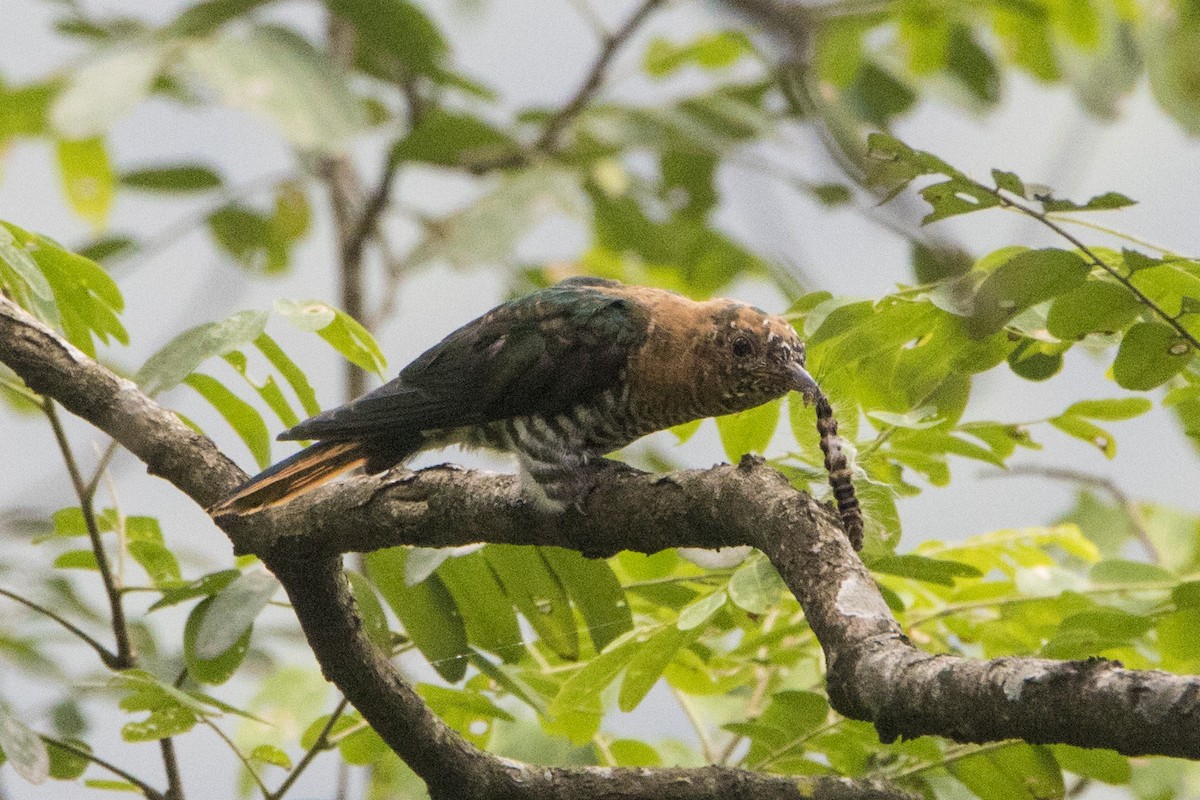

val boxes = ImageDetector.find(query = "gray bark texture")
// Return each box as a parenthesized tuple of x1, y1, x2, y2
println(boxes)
(4, 294, 1198, 800)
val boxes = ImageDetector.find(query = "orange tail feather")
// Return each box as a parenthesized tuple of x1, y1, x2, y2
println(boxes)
(210, 440, 367, 517)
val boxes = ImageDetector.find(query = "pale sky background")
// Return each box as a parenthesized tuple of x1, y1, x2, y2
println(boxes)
(2, 0, 1199, 797)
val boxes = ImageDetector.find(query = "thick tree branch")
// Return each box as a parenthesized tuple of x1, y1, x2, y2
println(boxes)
(0, 305, 900, 799)
(5, 293, 1200, 798)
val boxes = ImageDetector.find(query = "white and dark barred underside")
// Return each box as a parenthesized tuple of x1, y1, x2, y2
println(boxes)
(418, 385, 721, 508)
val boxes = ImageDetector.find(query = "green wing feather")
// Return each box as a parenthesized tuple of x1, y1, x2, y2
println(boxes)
(280, 280, 648, 442)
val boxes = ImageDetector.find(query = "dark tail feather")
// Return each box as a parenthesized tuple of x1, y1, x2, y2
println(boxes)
(815, 393, 864, 550)
(209, 440, 368, 517)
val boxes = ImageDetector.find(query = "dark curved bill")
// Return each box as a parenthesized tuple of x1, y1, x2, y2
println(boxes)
(788, 362, 820, 404)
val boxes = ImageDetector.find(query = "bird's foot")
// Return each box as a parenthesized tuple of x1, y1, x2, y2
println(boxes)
(521, 457, 636, 514)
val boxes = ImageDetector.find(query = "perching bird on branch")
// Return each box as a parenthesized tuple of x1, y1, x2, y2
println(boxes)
(210, 277, 863, 547)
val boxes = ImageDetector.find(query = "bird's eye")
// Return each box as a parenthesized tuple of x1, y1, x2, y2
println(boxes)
(732, 336, 753, 359)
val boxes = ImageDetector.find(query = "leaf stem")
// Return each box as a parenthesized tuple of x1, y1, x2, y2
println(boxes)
(994, 193, 1200, 352)
(1044, 213, 1189, 258)
(160, 737, 185, 800)
(266, 696, 350, 800)
(0, 586, 120, 668)
(41, 734, 166, 800)
(42, 399, 135, 668)
(202, 718, 268, 797)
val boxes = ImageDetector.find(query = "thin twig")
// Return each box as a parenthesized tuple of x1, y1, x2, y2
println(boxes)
(534, 0, 666, 153)
(203, 719, 269, 797)
(0, 586, 120, 667)
(160, 738, 185, 800)
(41, 734, 166, 800)
(995, 194, 1200, 352)
(992, 464, 1160, 564)
(83, 439, 122, 502)
(673, 688, 717, 763)
(42, 399, 135, 668)
(266, 696, 351, 800)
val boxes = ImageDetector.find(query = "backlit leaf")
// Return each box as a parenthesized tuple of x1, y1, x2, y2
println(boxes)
(366, 547, 469, 682)
(183, 373, 271, 468)
(1111, 322, 1192, 391)
(194, 568, 277, 661)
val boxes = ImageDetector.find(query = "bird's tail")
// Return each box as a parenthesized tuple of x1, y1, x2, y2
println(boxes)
(815, 393, 864, 551)
(209, 440, 368, 517)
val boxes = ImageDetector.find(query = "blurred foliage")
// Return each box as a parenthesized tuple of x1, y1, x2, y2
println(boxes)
(2, 0, 1200, 798)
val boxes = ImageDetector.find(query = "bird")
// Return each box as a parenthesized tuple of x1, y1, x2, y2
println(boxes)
(209, 276, 862, 546)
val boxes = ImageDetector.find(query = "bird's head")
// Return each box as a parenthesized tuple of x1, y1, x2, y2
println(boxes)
(702, 302, 819, 414)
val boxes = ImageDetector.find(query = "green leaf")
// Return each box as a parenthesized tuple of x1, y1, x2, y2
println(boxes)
(1046, 281, 1141, 340)
(56, 137, 115, 230)
(185, 26, 368, 153)
(338, 723, 388, 765)
(50, 42, 164, 139)
(728, 556, 787, 613)
(254, 333, 320, 417)
(0, 224, 57, 325)
(1048, 745, 1130, 785)
(946, 24, 999, 104)
(677, 590, 726, 630)
(1063, 397, 1152, 421)
(184, 595, 252, 684)
(121, 164, 222, 192)
(0, 81, 54, 140)
(347, 570, 391, 652)
(250, 743, 291, 769)
(84, 780, 142, 793)
(1008, 338, 1065, 382)
(846, 61, 916, 127)
(1158, 607, 1200, 671)
(222, 350, 298, 429)
(125, 516, 181, 586)
(137, 310, 269, 394)
(968, 249, 1091, 337)
(716, 398, 781, 462)
(1038, 191, 1136, 213)
(0, 221, 126, 357)
(366, 547, 470, 682)
(112, 670, 256, 742)
(208, 184, 309, 274)
(409, 166, 585, 271)
(618, 625, 699, 712)
(741, 690, 829, 767)
(1090, 559, 1174, 584)
(149, 569, 239, 611)
(183, 373, 271, 469)
(542, 548, 633, 653)
(0, 702, 50, 784)
(45, 738, 89, 780)
(274, 299, 387, 376)
(417, 685, 514, 748)
(644, 31, 753, 77)
(609, 739, 661, 767)
(1146, 17, 1200, 136)
(870, 553, 982, 586)
(54, 550, 99, 571)
(485, 546, 579, 661)
(194, 568, 277, 661)
(1049, 415, 1117, 458)
(392, 109, 518, 168)
(169, 0, 278, 35)
(949, 743, 1063, 800)
(437, 551, 523, 661)
(1129, 262, 1200, 317)
(324, 0, 447, 75)
(1111, 322, 1193, 391)
(547, 629, 646, 744)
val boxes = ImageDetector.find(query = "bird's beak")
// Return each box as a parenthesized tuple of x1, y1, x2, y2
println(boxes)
(788, 361, 820, 405)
